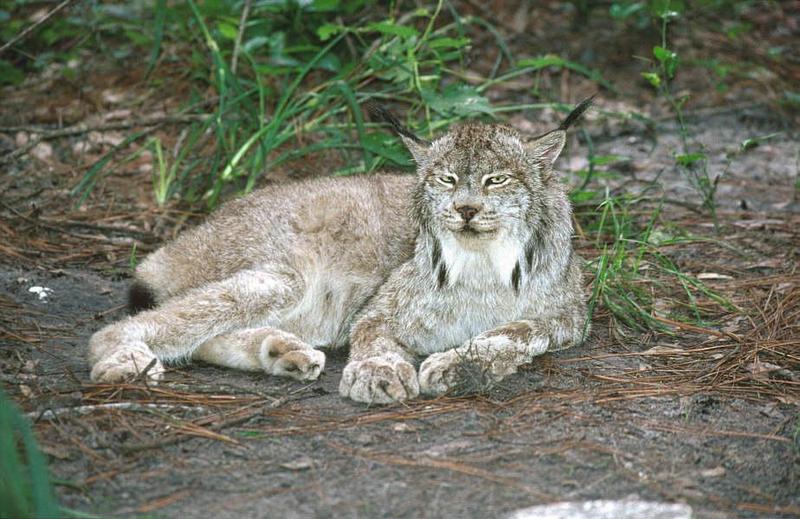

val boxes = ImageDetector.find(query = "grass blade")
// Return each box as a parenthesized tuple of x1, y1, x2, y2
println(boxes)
(145, 0, 167, 78)
(0, 388, 59, 519)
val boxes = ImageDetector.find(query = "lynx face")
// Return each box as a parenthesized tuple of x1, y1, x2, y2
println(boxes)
(407, 124, 567, 248)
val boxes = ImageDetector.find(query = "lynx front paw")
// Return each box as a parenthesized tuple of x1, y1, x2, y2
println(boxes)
(260, 332, 325, 381)
(418, 350, 460, 396)
(90, 345, 165, 383)
(339, 354, 419, 404)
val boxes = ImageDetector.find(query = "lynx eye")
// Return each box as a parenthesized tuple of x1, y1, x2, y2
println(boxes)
(483, 174, 510, 188)
(435, 174, 458, 187)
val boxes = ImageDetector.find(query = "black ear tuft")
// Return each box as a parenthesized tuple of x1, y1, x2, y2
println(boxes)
(128, 280, 157, 315)
(365, 101, 428, 145)
(558, 94, 596, 131)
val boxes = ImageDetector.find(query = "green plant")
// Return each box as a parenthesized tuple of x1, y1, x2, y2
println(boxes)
(71, 0, 616, 207)
(584, 190, 734, 333)
(8, 0, 748, 337)
(149, 137, 177, 206)
(639, 1, 720, 224)
(129, 243, 138, 270)
(0, 388, 59, 519)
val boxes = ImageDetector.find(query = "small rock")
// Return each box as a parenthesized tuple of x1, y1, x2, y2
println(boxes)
(355, 432, 373, 445)
(28, 286, 53, 300)
(508, 499, 692, 519)
(421, 439, 472, 458)
(392, 422, 416, 433)
(700, 466, 726, 478)
(31, 142, 53, 161)
(280, 456, 314, 471)
(101, 89, 127, 105)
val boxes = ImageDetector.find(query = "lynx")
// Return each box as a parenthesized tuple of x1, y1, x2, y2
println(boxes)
(88, 98, 592, 403)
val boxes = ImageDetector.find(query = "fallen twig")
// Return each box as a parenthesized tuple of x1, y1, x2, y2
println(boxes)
(0, 114, 206, 165)
(0, 0, 77, 56)
(29, 402, 207, 421)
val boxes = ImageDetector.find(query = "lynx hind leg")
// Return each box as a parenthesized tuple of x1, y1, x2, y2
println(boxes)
(193, 328, 325, 381)
(89, 269, 298, 384)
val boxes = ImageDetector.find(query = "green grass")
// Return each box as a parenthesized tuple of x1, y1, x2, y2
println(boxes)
(59, 0, 613, 207)
(580, 189, 736, 334)
(3, 0, 760, 335)
(0, 389, 120, 518)
(0, 388, 59, 519)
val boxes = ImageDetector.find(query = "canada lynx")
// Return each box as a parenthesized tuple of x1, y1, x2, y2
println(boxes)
(88, 98, 592, 403)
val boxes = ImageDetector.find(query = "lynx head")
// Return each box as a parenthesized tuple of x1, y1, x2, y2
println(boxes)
(371, 98, 591, 242)
(406, 124, 567, 245)
(369, 98, 592, 289)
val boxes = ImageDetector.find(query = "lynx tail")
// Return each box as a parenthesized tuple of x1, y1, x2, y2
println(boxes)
(128, 280, 157, 315)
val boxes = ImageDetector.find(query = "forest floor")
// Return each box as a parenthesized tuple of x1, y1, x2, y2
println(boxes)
(1, 2, 799, 518)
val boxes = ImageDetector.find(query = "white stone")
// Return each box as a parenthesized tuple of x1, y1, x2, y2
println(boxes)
(28, 286, 53, 300)
(508, 499, 692, 519)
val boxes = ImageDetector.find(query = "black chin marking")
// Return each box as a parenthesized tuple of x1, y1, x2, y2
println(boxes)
(562, 249, 574, 280)
(511, 261, 521, 294)
(524, 237, 536, 272)
(431, 238, 441, 269)
(437, 263, 448, 289)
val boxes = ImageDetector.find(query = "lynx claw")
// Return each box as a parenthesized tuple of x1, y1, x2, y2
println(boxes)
(418, 350, 460, 396)
(260, 332, 325, 381)
(272, 349, 325, 381)
(90, 347, 165, 384)
(339, 354, 419, 404)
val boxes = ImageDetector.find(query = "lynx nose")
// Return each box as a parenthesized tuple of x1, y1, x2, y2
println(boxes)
(455, 204, 480, 222)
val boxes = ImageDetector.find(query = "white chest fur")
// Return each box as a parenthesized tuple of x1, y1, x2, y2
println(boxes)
(398, 233, 533, 354)
(406, 284, 525, 354)
(438, 232, 523, 288)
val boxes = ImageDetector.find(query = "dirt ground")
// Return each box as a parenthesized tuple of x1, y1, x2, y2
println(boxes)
(1, 2, 799, 518)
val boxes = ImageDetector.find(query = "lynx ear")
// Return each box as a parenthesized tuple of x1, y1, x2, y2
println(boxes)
(526, 95, 595, 169)
(366, 102, 430, 163)
(398, 135, 431, 164)
(527, 130, 566, 167)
